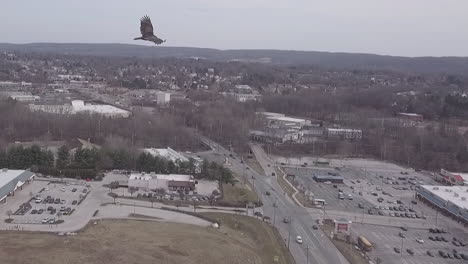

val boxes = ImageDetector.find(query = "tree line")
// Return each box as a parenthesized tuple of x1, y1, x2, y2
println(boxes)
(0, 144, 234, 183)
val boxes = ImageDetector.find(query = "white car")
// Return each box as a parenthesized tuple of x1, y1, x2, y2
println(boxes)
(41, 218, 50, 224)
(416, 238, 424, 244)
(296, 236, 303, 244)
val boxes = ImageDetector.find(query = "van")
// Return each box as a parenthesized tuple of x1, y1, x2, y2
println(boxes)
(348, 194, 353, 200)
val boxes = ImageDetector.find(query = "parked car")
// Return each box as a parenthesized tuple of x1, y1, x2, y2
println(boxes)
(400, 226, 408, 231)
(283, 217, 290, 223)
(72, 200, 77, 205)
(407, 249, 414, 255)
(394, 247, 401, 253)
(398, 232, 406, 238)
(427, 251, 434, 257)
(296, 236, 303, 244)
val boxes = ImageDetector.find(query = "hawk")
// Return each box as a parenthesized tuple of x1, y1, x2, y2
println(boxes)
(134, 15, 166, 45)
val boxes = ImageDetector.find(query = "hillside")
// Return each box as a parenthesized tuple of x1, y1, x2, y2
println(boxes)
(1, 43, 468, 75)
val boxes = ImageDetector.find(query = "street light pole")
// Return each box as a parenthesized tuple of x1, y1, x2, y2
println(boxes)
(287, 217, 292, 249)
(273, 198, 278, 225)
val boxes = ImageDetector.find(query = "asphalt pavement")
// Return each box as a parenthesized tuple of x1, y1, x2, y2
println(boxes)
(199, 136, 350, 264)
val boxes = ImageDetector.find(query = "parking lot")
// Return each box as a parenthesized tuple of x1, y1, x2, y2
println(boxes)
(353, 224, 468, 264)
(282, 160, 438, 220)
(10, 181, 91, 225)
(284, 167, 375, 212)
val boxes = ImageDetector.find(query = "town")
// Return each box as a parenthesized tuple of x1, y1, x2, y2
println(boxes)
(1, 40, 468, 264)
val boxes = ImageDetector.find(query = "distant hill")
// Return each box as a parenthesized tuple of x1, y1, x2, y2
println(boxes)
(1, 43, 468, 75)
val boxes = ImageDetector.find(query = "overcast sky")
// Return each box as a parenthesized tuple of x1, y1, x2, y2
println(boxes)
(1, 0, 467, 57)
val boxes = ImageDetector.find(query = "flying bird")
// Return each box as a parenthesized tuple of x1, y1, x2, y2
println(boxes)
(134, 15, 166, 45)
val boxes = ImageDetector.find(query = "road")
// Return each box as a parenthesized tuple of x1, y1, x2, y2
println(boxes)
(200, 136, 350, 264)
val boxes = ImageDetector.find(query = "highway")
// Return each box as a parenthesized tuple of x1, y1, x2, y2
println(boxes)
(200, 136, 349, 264)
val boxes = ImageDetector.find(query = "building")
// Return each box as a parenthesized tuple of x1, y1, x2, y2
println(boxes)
(222, 92, 262, 102)
(128, 173, 195, 193)
(416, 185, 468, 225)
(250, 129, 301, 144)
(0, 169, 35, 203)
(398, 113, 423, 122)
(438, 169, 468, 186)
(70, 100, 130, 118)
(313, 174, 344, 183)
(326, 128, 362, 140)
(7, 92, 40, 102)
(266, 116, 308, 128)
(143, 147, 190, 163)
(30, 100, 131, 118)
(156, 91, 171, 105)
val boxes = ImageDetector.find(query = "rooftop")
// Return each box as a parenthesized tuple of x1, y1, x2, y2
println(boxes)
(0, 169, 27, 190)
(130, 173, 193, 182)
(420, 185, 468, 210)
(267, 116, 307, 123)
(143, 148, 189, 163)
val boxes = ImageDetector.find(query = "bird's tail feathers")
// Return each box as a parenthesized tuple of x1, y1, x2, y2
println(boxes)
(134, 37, 143, 40)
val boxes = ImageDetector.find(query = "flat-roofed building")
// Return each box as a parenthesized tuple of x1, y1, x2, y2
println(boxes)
(327, 128, 362, 139)
(416, 185, 468, 225)
(128, 173, 195, 193)
(0, 169, 35, 203)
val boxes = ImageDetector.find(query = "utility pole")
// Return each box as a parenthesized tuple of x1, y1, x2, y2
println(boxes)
(287, 217, 292, 249)
(273, 198, 278, 225)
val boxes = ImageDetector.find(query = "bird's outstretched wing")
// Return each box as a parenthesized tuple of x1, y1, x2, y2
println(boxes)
(140, 15, 154, 38)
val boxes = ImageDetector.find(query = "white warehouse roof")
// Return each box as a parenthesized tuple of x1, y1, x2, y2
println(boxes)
(420, 185, 468, 210)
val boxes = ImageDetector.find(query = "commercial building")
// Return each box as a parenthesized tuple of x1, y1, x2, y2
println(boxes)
(29, 100, 131, 118)
(326, 128, 362, 140)
(250, 129, 301, 144)
(7, 92, 40, 102)
(437, 169, 468, 186)
(416, 185, 468, 225)
(398, 113, 423, 122)
(313, 174, 344, 183)
(143, 147, 189, 163)
(222, 92, 262, 102)
(128, 173, 196, 193)
(0, 169, 35, 203)
(156, 91, 171, 105)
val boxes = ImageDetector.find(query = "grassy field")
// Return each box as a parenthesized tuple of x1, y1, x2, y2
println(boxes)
(201, 213, 295, 264)
(0, 217, 293, 264)
(222, 182, 258, 204)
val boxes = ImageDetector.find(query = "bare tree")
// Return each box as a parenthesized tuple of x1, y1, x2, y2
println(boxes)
(128, 187, 138, 197)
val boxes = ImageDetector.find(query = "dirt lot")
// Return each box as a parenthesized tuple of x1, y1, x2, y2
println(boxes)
(0, 213, 293, 264)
